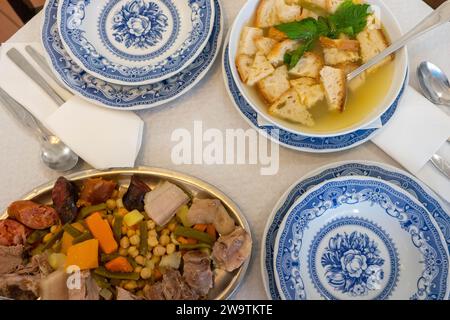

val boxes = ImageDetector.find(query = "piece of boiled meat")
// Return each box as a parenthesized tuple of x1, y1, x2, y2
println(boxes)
(159, 269, 198, 300)
(212, 227, 252, 272)
(0, 274, 40, 300)
(8, 200, 59, 230)
(79, 178, 116, 206)
(52, 176, 79, 224)
(144, 181, 190, 226)
(0, 219, 30, 246)
(143, 282, 165, 300)
(68, 270, 100, 300)
(123, 175, 151, 212)
(0, 245, 23, 274)
(187, 199, 235, 235)
(40, 269, 69, 300)
(183, 250, 213, 296)
(116, 287, 143, 300)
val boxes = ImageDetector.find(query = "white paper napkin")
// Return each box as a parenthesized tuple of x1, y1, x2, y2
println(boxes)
(0, 42, 144, 169)
(372, 86, 450, 202)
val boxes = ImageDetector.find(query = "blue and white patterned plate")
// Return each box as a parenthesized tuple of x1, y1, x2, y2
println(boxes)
(274, 176, 449, 300)
(222, 45, 408, 153)
(262, 161, 450, 300)
(57, 0, 215, 85)
(42, 0, 222, 110)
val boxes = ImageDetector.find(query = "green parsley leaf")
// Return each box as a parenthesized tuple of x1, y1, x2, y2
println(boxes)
(276, 18, 318, 41)
(317, 16, 330, 37)
(328, 0, 370, 37)
(288, 38, 314, 69)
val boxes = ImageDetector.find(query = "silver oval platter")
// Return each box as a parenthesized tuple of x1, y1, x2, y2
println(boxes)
(1, 167, 252, 300)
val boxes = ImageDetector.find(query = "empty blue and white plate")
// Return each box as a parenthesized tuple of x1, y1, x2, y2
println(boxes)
(222, 45, 408, 153)
(57, 0, 215, 85)
(273, 175, 449, 300)
(42, 0, 223, 110)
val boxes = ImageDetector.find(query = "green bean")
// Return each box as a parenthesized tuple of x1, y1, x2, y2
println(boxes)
(77, 203, 107, 220)
(63, 224, 83, 238)
(128, 257, 138, 269)
(101, 253, 120, 263)
(41, 228, 64, 252)
(92, 273, 111, 289)
(139, 221, 148, 256)
(31, 243, 45, 256)
(179, 243, 212, 250)
(113, 215, 123, 242)
(94, 267, 140, 280)
(174, 226, 214, 245)
(99, 288, 113, 300)
(27, 229, 48, 244)
(72, 232, 93, 244)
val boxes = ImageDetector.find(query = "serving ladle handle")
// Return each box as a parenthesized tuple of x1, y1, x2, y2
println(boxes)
(348, 0, 450, 81)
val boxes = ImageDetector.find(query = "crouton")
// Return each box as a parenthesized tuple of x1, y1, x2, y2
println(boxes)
(320, 66, 346, 112)
(275, 0, 303, 23)
(269, 89, 315, 126)
(255, 0, 280, 28)
(320, 37, 360, 65)
(255, 36, 278, 55)
(238, 27, 264, 56)
(320, 37, 360, 51)
(356, 27, 392, 73)
(326, 0, 345, 13)
(289, 52, 323, 78)
(299, 8, 320, 19)
(336, 62, 366, 91)
(267, 27, 288, 41)
(267, 39, 300, 66)
(257, 65, 291, 103)
(299, 0, 327, 12)
(247, 52, 275, 86)
(291, 77, 325, 108)
(236, 54, 254, 83)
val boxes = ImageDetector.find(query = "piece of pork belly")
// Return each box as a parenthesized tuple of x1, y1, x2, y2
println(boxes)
(212, 227, 252, 272)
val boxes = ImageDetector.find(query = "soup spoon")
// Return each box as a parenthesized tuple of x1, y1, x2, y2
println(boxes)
(417, 61, 450, 106)
(347, 0, 450, 100)
(0, 87, 79, 171)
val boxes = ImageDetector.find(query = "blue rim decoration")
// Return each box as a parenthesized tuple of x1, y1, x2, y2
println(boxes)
(308, 217, 399, 300)
(98, 0, 180, 61)
(58, 0, 214, 84)
(42, 0, 222, 109)
(223, 45, 408, 152)
(275, 178, 449, 300)
(263, 162, 450, 300)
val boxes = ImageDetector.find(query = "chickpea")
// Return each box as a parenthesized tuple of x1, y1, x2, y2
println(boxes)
(147, 236, 158, 247)
(161, 228, 170, 236)
(129, 234, 140, 246)
(140, 268, 152, 280)
(120, 237, 130, 249)
(153, 245, 166, 257)
(119, 248, 128, 256)
(116, 198, 124, 209)
(159, 234, 170, 246)
(150, 255, 160, 265)
(118, 207, 128, 217)
(123, 281, 137, 291)
(128, 246, 139, 258)
(127, 229, 136, 237)
(50, 225, 60, 234)
(106, 199, 116, 210)
(135, 255, 145, 266)
(168, 223, 177, 232)
(166, 243, 176, 255)
(146, 220, 156, 230)
(134, 266, 143, 273)
(148, 229, 157, 238)
(43, 233, 53, 243)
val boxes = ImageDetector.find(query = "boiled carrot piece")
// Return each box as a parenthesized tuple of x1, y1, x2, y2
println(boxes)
(85, 212, 118, 254)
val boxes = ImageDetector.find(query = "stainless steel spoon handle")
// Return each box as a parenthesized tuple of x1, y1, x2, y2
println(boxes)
(0, 87, 49, 142)
(6, 48, 66, 106)
(348, 0, 450, 81)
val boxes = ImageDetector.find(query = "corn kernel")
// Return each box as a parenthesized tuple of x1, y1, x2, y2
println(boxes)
(166, 243, 176, 255)
(119, 248, 128, 256)
(123, 281, 137, 291)
(140, 267, 152, 280)
(148, 229, 157, 238)
(106, 199, 116, 210)
(134, 266, 143, 273)
(120, 237, 130, 249)
(135, 255, 145, 266)
(129, 234, 140, 246)
(43, 233, 53, 243)
(147, 236, 158, 247)
(159, 234, 170, 246)
(147, 220, 156, 230)
(116, 198, 124, 208)
(127, 229, 136, 237)
(168, 223, 177, 232)
(153, 245, 166, 256)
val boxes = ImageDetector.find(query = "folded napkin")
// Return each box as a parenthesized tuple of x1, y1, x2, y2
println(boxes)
(0, 42, 144, 169)
(372, 86, 450, 202)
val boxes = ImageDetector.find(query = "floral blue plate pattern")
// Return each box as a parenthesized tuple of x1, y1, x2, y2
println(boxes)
(222, 45, 408, 153)
(262, 161, 450, 300)
(57, 0, 215, 85)
(42, 0, 223, 110)
(274, 177, 449, 300)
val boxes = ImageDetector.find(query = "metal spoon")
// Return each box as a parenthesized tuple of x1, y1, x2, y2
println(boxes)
(347, 0, 450, 100)
(417, 61, 450, 106)
(0, 87, 78, 171)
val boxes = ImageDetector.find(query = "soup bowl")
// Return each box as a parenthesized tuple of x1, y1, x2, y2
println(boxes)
(228, 0, 408, 138)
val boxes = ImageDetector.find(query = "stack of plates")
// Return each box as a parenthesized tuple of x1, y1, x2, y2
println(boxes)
(261, 161, 450, 300)
(42, 0, 224, 110)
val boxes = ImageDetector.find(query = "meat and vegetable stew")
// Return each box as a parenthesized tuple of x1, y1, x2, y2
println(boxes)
(0, 175, 252, 300)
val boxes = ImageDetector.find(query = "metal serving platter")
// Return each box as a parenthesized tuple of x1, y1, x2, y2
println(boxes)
(1, 167, 252, 300)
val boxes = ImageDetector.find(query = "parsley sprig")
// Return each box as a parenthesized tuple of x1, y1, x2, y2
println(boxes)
(275, 0, 370, 68)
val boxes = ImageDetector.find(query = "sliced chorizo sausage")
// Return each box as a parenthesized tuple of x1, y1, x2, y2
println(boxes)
(0, 219, 31, 246)
(79, 178, 116, 205)
(7, 200, 59, 230)
(52, 177, 79, 224)
(123, 175, 151, 212)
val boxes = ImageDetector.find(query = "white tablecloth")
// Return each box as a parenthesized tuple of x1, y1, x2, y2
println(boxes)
(0, 0, 449, 300)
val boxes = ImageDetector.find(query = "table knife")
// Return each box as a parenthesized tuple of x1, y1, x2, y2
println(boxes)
(431, 154, 450, 179)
